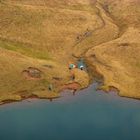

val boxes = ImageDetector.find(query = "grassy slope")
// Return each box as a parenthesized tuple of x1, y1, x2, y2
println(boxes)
(0, 0, 97, 103)
(0, 1, 100, 61)
(72, 2, 120, 57)
(86, 0, 140, 98)
(0, 46, 71, 102)
(0, 0, 139, 103)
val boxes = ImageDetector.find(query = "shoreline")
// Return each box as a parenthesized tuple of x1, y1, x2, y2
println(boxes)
(0, 55, 139, 106)
(0, 53, 139, 106)
(0, 94, 60, 106)
(0, 79, 139, 107)
(0, 0, 139, 106)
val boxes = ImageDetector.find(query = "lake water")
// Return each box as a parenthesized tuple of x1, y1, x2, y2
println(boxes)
(0, 83, 140, 140)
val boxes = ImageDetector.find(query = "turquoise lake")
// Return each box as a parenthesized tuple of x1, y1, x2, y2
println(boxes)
(0, 83, 140, 140)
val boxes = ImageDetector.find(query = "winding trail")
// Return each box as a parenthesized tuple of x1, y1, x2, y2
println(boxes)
(72, 1, 120, 58)
(72, 2, 105, 52)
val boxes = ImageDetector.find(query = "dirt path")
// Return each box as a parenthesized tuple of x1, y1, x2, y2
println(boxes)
(72, 1, 120, 58)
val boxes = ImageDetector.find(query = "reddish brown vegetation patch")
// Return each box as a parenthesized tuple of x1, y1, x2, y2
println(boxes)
(61, 82, 81, 91)
(22, 67, 42, 80)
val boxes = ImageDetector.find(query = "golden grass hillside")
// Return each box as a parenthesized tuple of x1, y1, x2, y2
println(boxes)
(0, 47, 70, 102)
(86, 0, 140, 98)
(0, 0, 139, 103)
(86, 27, 140, 98)
(0, 0, 98, 103)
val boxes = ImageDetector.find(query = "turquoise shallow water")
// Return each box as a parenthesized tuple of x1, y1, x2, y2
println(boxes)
(0, 83, 140, 140)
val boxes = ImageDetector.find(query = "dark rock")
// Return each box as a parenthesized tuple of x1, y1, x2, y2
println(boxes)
(43, 64, 53, 69)
(22, 67, 42, 79)
(52, 77, 63, 81)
